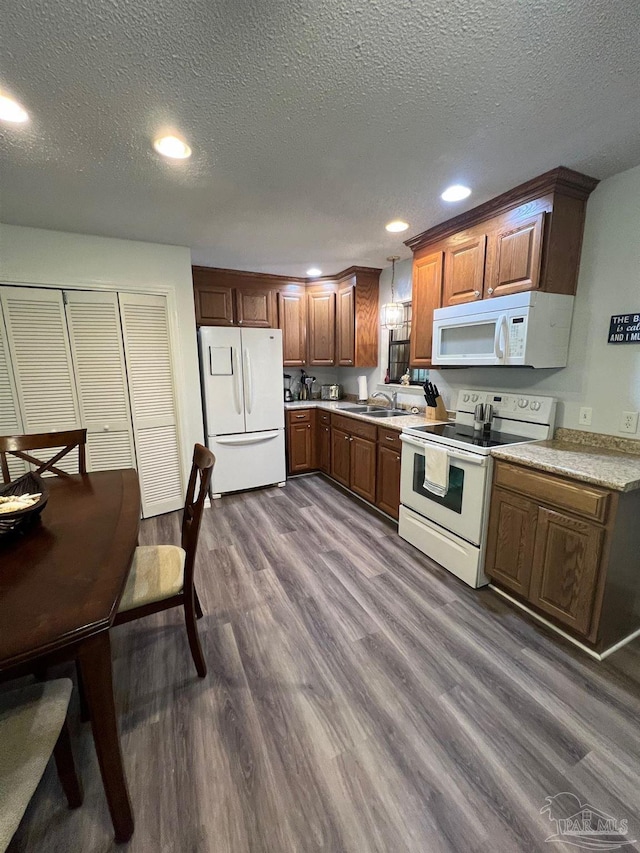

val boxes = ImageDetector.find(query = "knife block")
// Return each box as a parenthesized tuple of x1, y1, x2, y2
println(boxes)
(426, 396, 448, 421)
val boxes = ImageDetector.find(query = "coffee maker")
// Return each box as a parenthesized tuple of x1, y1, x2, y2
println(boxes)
(283, 374, 293, 403)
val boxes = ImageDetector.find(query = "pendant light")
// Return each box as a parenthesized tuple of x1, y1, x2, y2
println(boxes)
(381, 255, 404, 330)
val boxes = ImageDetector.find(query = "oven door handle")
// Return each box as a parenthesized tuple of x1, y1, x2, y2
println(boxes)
(400, 434, 488, 466)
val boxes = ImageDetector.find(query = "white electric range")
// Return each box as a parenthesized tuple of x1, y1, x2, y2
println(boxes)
(398, 389, 556, 588)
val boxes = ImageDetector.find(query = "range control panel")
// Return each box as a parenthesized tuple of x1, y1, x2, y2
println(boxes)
(456, 389, 555, 424)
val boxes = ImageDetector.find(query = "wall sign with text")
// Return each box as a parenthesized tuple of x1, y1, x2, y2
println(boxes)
(608, 313, 640, 344)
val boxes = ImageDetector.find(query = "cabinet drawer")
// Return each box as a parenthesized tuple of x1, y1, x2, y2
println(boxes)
(332, 413, 377, 442)
(287, 409, 312, 425)
(494, 461, 610, 523)
(377, 426, 402, 449)
(318, 411, 331, 425)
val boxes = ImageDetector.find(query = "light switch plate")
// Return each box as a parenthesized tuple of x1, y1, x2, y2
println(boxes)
(579, 406, 592, 426)
(620, 411, 639, 433)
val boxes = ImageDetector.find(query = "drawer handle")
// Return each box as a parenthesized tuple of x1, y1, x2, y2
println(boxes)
(385, 435, 396, 441)
(295, 414, 306, 419)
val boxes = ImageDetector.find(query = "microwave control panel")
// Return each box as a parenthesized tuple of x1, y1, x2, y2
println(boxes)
(508, 316, 527, 358)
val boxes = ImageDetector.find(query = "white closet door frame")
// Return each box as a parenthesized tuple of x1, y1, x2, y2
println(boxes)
(119, 292, 184, 517)
(0, 299, 27, 480)
(64, 289, 137, 473)
(0, 285, 81, 433)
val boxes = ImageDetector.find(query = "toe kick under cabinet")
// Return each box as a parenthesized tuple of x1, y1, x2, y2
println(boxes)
(485, 460, 640, 653)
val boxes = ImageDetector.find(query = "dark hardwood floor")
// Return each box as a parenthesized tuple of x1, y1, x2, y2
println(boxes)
(8, 474, 640, 852)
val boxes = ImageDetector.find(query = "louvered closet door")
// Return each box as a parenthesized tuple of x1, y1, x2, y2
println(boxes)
(65, 290, 136, 472)
(0, 286, 81, 474)
(0, 298, 27, 480)
(119, 293, 183, 517)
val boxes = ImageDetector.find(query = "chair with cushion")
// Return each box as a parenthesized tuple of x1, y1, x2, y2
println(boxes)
(0, 678, 83, 851)
(0, 429, 87, 483)
(114, 443, 215, 678)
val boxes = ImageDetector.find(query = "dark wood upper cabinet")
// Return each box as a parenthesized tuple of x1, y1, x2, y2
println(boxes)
(528, 506, 603, 636)
(336, 279, 356, 366)
(278, 287, 307, 366)
(193, 275, 234, 326)
(486, 212, 545, 299)
(409, 250, 443, 368)
(235, 287, 276, 328)
(406, 167, 599, 306)
(443, 234, 487, 306)
(307, 286, 336, 366)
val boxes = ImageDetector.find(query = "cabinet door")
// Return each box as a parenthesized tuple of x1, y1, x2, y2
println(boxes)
(487, 212, 545, 299)
(350, 435, 377, 504)
(409, 251, 443, 368)
(443, 235, 487, 306)
(194, 284, 235, 326)
(336, 281, 355, 366)
(236, 288, 276, 328)
(307, 290, 336, 366)
(485, 488, 538, 597)
(316, 413, 331, 474)
(278, 290, 307, 366)
(288, 421, 313, 473)
(330, 426, 350, 486)
(376, 444, 401, 519)
(528, 506, 603, 636)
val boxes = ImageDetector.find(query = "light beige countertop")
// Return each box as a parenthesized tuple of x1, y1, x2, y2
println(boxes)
(491, 429, 640, 493)
(284, 400, 449, 430)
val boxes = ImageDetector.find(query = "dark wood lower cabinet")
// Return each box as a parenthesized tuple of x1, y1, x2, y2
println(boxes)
(288, 422, 313, 473)
(486, 460, 640, 653)
(528, 506, 603, 636)
(330, 427, 351, 487)
(316, 417, 331, 474)
(376, 444, 401, 520)
(350, 436, 377, 504)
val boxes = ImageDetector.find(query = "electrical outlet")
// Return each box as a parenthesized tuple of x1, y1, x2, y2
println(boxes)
(579, 407, 592, 426)
(620, 411, 639, 434)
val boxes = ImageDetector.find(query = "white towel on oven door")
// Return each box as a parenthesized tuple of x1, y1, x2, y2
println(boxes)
(423, 445, 449, 497)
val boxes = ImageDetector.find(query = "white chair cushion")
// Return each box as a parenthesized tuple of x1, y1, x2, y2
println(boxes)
(118, 545, 186, 613)
(0, 678, 73, 852)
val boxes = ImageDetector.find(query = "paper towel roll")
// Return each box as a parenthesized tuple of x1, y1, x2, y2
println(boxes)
(357, 375, 368, 402)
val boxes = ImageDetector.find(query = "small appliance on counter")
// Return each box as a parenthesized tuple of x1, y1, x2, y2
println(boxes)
(284, 374, 293, 402)
(321, 384, 343, 400)
(298, 370, 316, 400)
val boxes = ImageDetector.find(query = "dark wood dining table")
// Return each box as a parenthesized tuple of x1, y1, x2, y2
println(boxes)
(0, 469, 140, 843)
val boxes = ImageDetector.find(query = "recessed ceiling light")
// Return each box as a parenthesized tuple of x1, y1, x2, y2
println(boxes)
(385, 220, 409, 233)
(0, 94, 29, 123)
(306, 267, 322, 277)
(153, 135, 192, 159)
(441, 184, 471, 202)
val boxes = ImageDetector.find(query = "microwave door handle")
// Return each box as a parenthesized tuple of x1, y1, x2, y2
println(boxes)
(494, 315, 507, 361)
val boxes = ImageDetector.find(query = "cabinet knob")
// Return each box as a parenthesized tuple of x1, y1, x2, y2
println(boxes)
(396, 456, 400, 462)
(344, 435, 349, 440)
(474, 290, 481, 298)
(349, 437, 353, 442)
(487, 287, 494, 295)
(307, 424, 311, 428)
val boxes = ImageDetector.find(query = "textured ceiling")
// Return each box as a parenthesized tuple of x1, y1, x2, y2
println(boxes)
(1, 0, 640, 276)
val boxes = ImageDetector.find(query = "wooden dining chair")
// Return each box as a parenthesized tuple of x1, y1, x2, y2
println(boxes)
(0, 678, 83, 851)
(114, 444, 215, 678)
(0, 429, 87, 483)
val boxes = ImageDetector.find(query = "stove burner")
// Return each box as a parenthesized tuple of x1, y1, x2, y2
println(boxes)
(408, 423, 529, 448)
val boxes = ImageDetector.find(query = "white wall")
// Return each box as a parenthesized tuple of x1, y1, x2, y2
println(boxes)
(0, 224, 203, 479)
(353, 164, 640, 434)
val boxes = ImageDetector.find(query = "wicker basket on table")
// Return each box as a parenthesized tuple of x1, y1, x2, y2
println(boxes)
(0, 473, 49, 538)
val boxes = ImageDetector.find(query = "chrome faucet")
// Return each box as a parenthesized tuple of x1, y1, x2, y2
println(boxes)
(372, 391, 398, 409)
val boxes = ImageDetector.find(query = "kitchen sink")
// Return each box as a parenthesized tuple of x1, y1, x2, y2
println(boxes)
(363, 409, 408, 418)
(341, 405, 388, 413)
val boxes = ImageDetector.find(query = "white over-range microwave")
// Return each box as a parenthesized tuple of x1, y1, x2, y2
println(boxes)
(431, 291, 574, 368)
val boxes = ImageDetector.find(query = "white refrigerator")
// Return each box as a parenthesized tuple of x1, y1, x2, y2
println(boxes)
(199, 327, 286, 496)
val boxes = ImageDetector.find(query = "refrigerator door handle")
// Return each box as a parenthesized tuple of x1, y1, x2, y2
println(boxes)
(215, 431, 280, 446)
(243, 347, 253, 414)
(232, 347, 242, 414)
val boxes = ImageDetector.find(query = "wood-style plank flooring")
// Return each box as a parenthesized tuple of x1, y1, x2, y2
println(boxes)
(9, 475, 640, 852)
